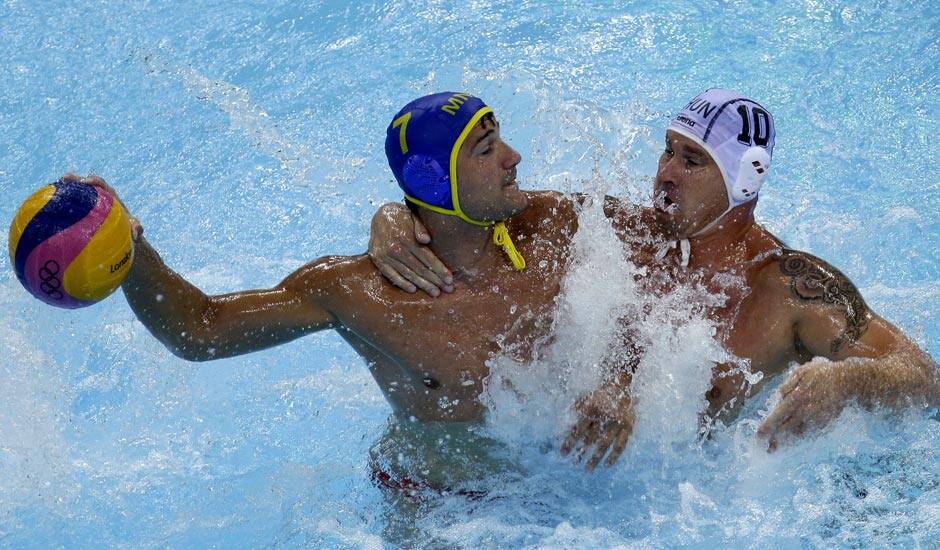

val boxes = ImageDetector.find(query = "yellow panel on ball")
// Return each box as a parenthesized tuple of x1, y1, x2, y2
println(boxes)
(63, 200, 135, 301)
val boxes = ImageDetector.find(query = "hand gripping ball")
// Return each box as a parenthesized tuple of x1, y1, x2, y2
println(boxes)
(9, 179, 134, 308)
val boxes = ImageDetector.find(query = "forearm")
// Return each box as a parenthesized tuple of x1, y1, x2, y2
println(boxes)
(845, 350, 939, 409)
(124, 239, 342, 361)
(122, 236, 214, 357)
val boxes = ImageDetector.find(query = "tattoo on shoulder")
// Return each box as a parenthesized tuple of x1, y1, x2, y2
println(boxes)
(777, 249, 872, 353)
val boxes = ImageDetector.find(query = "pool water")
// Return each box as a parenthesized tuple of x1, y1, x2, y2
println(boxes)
(1, 1, 937, 547)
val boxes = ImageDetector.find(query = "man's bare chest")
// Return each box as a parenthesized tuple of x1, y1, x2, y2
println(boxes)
(720, 285, 800, 378)
(343, 266, 564, 386)
(637, 254, 798, 409)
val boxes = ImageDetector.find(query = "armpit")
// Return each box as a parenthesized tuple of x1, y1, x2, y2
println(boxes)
(777, 249, 872, 353)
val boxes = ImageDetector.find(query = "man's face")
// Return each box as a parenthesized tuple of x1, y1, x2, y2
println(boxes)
(653, 130, 728, 237)
(455, 114, 527, 221)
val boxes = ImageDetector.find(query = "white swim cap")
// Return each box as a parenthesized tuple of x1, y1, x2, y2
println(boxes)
(668, 88, 775, 209)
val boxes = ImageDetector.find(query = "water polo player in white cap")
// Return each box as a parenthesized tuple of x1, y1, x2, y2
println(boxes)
(370, 88, 938, 460)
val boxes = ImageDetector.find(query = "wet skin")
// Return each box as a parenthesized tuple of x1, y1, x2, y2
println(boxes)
(371, 129, 938, 455)
(124, 191, 594, 422)
(636, 131, 934, 422)
(305, 191, 579, 421)
(95, 109, 936, 463)
(615, 204, 920, 421)
(112, 118, 624, 423)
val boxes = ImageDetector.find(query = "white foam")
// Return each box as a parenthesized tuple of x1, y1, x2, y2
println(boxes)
(482, 183, 733, 466)
(0, 282, 78, 512)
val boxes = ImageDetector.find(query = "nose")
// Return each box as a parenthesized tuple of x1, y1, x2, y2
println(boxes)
(503, 144, 522, 169)
(656, 154, 679, 186)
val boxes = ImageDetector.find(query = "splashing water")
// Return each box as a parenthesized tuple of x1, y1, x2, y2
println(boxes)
(1, 1, 937, 547)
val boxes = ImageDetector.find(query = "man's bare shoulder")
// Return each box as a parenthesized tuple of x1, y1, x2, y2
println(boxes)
(513, 190, 578, 227)
(296, 253, 372, 275)
(523, 190, 575, 210)
(291, 253, 414, 317)
(755, 247, 873, 352)
(287, 254, 377, 293)
(757, 249, 865, 298)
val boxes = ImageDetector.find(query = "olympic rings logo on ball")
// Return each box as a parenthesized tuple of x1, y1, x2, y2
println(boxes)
(38, 260, 64, 300)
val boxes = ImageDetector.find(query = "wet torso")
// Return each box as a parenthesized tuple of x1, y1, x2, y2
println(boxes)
(319, 195, 833, 423)
(318, 192, 578, 421)
(622, 208, 816, 417)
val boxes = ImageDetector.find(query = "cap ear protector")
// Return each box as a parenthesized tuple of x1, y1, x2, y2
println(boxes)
(731, 146, 771, 203)
(402, 154, 450, 206)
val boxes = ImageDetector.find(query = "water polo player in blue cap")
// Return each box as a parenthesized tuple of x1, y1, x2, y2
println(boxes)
(77, 91, 648, 491)
(370, 88, 938, 461)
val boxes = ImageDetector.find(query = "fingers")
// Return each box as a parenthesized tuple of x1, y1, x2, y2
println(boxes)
(399, 246, 448, 289)
(385, 244, 450, 295)
(758, 386, 808, 451)
(413, 216, 431, 244)
(375, 262, 417, 293)
(570, 420, 633, 472)
(756, 397, 794, 442)
(368, 204, 454, 296)
(776, 414, 806, 439)
(561, 413, 593, 456)
(387, 257, 441, 297)
(370, 239, 445, 295)
(779, 366, 808, 398)
(58, 174, 141, 240)
(132, 222, 143, 242)
(563, 389, 635, 472)
(758, 370, 808, 442)
(577, 420, 602, 454)
(757, 409, 791, 442)
(80, 174, 109, 188)
(605, 425, 633, 467)
(72, 173, 115, 200)
(763, 414, 806, 453)
(411, 246, 454, 290)
(586, 428, 617, 472)
(562, 413, 625, 472)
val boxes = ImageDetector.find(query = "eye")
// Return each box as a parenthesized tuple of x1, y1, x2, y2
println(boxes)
(662, 146, 673, 158)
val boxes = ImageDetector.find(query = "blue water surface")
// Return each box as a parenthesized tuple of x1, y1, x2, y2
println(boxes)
(1, 1, 937, 548)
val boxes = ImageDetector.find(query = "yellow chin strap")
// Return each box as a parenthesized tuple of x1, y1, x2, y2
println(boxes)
(492, 222, 526, 271)
(403, 198, 527, 272)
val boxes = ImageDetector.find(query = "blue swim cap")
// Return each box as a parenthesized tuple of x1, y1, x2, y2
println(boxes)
(385, 92, 493, 226)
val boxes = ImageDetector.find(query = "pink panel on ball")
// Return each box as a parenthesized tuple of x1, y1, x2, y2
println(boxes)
(22, 189, 113, 308)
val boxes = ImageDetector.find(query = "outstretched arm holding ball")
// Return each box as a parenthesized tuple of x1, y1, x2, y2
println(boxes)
(70, 175, 345, 362)
(122, 238, 340, 361)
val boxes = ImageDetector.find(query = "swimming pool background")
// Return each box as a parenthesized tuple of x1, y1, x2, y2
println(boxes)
(0, 0, 937, 547)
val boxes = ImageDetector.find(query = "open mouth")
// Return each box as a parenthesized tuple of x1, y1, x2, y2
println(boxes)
(654, 191, 678, 213)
